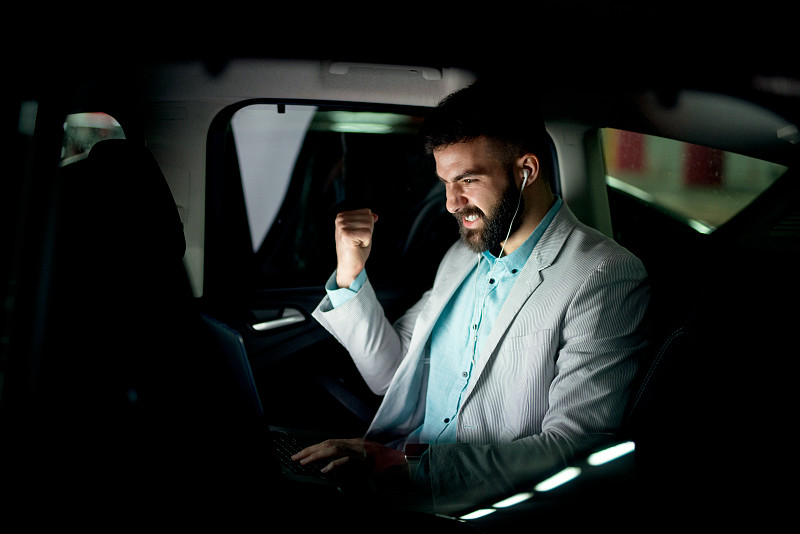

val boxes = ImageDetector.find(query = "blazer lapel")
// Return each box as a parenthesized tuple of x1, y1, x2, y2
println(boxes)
(462, 205, 579, 402)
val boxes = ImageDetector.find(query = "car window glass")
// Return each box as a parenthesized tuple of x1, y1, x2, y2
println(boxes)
(231, 104, 317, 250)
(227, 104, 449, 291)
(601, 128, 787, 233)
(60, 112, 125, 166)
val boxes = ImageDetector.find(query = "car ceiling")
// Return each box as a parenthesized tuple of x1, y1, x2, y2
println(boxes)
(9, 5, 800, 164)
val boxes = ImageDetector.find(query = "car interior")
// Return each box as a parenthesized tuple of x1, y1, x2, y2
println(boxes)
(3, 12, 799, 530)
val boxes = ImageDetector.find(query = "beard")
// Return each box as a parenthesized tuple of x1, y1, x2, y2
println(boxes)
(456, 180, 523, 254)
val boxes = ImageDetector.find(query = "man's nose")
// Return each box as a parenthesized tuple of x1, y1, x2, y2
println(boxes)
(445, 183, 466, 213)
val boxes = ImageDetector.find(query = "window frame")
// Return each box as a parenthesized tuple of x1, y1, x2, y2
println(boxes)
(203, 99, 440, 300)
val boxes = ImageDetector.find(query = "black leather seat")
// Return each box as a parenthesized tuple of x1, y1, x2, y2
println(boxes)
(42, 140, 232, 423)
(22, 139, 271, 515)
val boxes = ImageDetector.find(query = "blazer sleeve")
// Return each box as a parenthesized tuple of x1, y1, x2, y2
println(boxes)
(312, 274, 430, 395)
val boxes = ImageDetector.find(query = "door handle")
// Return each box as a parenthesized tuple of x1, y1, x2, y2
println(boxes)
(251, 307, 305, 332)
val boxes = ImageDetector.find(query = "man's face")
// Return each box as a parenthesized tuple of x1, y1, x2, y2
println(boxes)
(434, 137, 521, 253)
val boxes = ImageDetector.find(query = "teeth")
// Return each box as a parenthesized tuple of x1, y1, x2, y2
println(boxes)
(465, 214, 478, 222)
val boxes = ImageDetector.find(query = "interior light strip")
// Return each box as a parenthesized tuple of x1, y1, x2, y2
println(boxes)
(459, 440, 636, 520)
(534, 466, 581, 492)
(587, 441, 636, 466)
(492, 492, 534, 508)
(459, 508, 496, 520)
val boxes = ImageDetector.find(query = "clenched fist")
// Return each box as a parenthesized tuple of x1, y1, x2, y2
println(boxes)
(334, 208, 379, 288)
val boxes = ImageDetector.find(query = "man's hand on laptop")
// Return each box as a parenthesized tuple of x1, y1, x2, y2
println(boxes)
(292, 438, 409, 488)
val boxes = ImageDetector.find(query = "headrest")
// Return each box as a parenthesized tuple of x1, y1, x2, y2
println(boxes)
(59, 139, 186, 268)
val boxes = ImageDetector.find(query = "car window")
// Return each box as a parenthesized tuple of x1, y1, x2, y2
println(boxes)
(60, 112, 125, 166)
(601, 128, 787, 234)
(223, 103, 452, 293)
(232, 105, 317, 251)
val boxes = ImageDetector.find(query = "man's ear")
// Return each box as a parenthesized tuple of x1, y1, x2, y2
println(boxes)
(518, 153, 540, 189)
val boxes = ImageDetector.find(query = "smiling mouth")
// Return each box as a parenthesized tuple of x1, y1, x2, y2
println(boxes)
(456, 207, 483, 224)
(460, 211, 483, 229)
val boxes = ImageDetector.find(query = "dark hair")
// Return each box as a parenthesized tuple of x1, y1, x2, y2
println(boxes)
(422, 80, 550, 170)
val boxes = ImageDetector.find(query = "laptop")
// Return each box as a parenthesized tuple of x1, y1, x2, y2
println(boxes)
(200, 313, 334, 484)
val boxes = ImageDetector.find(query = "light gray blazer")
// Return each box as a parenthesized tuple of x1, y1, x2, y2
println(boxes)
(312, 204, 649, 511)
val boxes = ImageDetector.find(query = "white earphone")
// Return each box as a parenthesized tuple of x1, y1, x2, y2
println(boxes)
(521, 169, 530, 191)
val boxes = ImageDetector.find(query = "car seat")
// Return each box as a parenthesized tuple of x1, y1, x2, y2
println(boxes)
(17, 138, 272, 516)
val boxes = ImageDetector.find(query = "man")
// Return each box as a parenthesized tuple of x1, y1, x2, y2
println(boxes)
(294, 81, 649, 511)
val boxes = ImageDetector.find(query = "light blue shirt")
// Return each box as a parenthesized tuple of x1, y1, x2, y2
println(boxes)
(326, 197, 563, 446)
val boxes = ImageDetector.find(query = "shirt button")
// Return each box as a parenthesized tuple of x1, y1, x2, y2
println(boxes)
(489, 278, 495, 284)
(443, 418, 450, 423)
(462, 371, 468, 378)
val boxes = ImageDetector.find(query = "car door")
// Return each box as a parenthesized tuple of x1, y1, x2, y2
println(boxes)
(201, 102, 456, 437)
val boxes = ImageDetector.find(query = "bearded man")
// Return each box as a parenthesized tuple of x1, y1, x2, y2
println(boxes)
(296, 81, 650, 512)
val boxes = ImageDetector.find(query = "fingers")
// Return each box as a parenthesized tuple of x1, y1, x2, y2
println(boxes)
(291, 438, 366, 473)
(335, 209, 378, 247)
(290, 438, 362, 464)
(320, 456, 351, 474)
(334, 209, 378, 288)
(289, 439, 408, 484)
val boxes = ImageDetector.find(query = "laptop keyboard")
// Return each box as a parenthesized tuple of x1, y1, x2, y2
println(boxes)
(270, 431, 328, 478)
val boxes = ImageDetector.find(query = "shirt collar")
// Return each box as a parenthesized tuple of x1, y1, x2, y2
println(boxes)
(481, 196, 563, 274)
